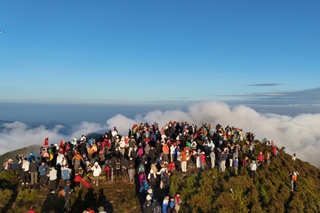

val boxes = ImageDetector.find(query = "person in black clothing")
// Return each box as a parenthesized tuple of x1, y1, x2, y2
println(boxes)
(63, 180, 73, 212)
(114, 158, 122, 181)
(29, 158, 39, 186)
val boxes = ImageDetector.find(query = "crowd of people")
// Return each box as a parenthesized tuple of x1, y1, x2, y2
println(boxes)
(1, 121, 299, 213)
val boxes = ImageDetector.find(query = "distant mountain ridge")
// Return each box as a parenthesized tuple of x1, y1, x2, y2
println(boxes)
(0, 144, 42, 166)
(0, 119, 72, 136)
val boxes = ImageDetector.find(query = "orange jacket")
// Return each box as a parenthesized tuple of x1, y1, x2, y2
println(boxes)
(162, 144, 169, 154)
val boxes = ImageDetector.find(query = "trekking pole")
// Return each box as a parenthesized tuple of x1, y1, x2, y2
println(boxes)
(63, 189, 74, 210)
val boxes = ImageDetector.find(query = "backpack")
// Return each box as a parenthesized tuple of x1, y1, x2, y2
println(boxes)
(115, 162, 121, 170)
(138, 164, 145, 174)
(61, 188, 65, 196)
(292, 172, 297, 182)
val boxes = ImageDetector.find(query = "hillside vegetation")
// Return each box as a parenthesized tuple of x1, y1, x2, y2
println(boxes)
(170, 142, 320, 213)
(1, 141, 320, 212)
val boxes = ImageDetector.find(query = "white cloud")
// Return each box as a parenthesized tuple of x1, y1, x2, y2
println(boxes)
(1, 101, 320, 168)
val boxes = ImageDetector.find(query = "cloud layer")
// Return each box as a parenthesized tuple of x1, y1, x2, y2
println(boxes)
(1, 101, 320, 167)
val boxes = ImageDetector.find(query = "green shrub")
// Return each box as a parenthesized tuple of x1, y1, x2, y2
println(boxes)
(0, 189, 13, 207)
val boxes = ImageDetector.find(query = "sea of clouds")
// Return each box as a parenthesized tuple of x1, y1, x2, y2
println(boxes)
(1, 101, 320, 167)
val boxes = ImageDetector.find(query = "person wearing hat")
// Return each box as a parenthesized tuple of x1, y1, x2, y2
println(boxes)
(63, 180, 73, 212)
(91, 162, 102, 186)
(97, 206, 107, 213)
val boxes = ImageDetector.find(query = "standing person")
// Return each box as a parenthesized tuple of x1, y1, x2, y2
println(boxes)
(232, 157, 239, 176)
(48, 164, 57, 193)
(29, 158, 39, 186)
(104, 162, 111, 182)
(292, 153, 297, 162)
(266, 152, 271, 166)
(120, 157, 128, 181)
(167, 197, 175, 213)
(72, 151, 84, 172)
(257, 152, 265, 166)
(170, 143, 176, 163)
(149, 146, 157, 165)
(91, 162, 102, 186)
(38, 161, 49, 186)
(249, 142, 255, 156)
(249, 160, 257, 180)
(200, 152, 206, 170)
(162, 142, 170, 163)
(148, 164, 158, 190)
(181, 150, 187, 173)
(127, 158, 135, 183)
(174, 193, 182, 213)
(290, 169, 299, 192)
(61, 164, 72, 183)
(114, 158, 122, 181)
(63, 180, 73, 213)
(162, 196, 169, 213)
(138, 162, 146, 186)
(21, 157, 30, 186)
(219, 150, 228, 173)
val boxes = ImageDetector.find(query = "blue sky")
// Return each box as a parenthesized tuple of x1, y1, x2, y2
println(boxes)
(0, 0, 319, 105)
(1, 1, 320, 166)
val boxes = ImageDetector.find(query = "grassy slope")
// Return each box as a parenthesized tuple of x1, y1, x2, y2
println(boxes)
(170, 142, 320, 213)
(0, 174, 141, 213)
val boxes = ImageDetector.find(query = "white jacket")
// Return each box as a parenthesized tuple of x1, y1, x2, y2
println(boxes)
(91, 165, 102, 177)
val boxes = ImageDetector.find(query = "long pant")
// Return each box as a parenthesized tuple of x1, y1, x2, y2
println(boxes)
(93, 176, 99, 185)
(39, 175, 48, 185)
(128, 168, 134, 182)
(170, 154, 174, 163)
(175, 161, 181, 172)
(49, 179, 57, 191)
(22, 171, 30, 183)
(201, 162, 205, 170)
(30, 172, 38, 185)
(115, 170, 121, 180)
(291, 180, 295, 191)
(196, 157, 201, 168)
(250, 170, 256, 179)
(211, 158, 215, 168)
(163, 154, 169, 163)
(220, 160, 226, 172)
(181, 161, 187, 172)
(234, 167, 238, 175)
(229, 159, 233, 168)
